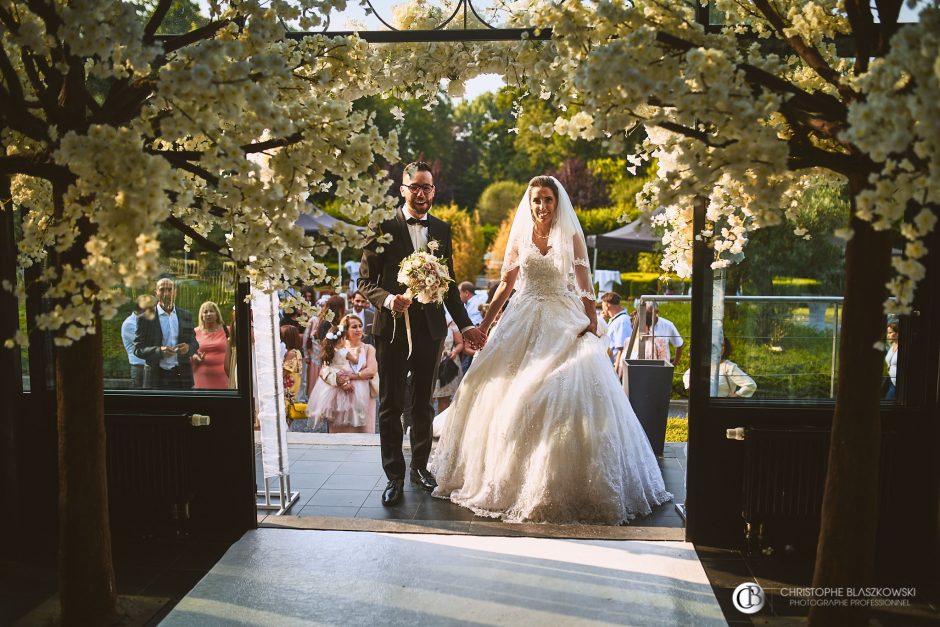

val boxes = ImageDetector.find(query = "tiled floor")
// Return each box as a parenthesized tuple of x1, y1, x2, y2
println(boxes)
(256, 439, 687, 532)
(160, 530, 725, 626)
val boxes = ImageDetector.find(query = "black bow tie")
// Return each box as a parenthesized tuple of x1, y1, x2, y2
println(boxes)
(406, 217, 427, 227)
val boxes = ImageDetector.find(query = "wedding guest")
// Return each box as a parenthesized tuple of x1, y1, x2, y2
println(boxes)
(682, 337, 757, 397)
(282, 325, 305, 424)
(121, 300, 149, 388)
(302, 295, 345, 398)
(227, 305, 238, 389)
(884, 321, 899, 400)
(600, 292, 630, 367)
(349, 290, 375, 344)
(134, 277, 198, 389)
(192, 301, 231, 389)
(623, 302, 684, 365)
(432, 316, 464, 413)
(459, 281, 486, 326)
(307, 314, 377, 433)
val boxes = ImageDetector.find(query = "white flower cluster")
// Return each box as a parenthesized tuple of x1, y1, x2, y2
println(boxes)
(513, 0, 935, 313)
(397, 241, 453, 305)
(2, 0, 553, 348)
(844, 7, 940, 314)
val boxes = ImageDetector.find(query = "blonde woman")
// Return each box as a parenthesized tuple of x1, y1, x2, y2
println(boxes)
(191, 301, 230, 389)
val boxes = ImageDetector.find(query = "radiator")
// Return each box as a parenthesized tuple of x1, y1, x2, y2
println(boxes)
(105, 412, 196, 535)
(740, 426, 829, 556)
(739, 426, 895, 557)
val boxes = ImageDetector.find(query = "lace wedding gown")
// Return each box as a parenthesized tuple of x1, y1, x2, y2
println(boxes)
(431, 241, 673, 524)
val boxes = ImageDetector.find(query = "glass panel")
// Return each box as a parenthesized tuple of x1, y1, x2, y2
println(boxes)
(709, 293, 842, 400)
(103, 249, 239, 392)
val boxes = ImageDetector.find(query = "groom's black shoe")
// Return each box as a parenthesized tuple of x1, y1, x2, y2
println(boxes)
(381, 479, 404, 506)
(410, 468, 438, 492)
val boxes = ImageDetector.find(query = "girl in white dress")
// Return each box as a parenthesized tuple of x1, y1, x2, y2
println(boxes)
(431, 176, 672, 524)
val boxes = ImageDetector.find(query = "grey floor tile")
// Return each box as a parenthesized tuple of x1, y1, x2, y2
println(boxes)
(283, 473, 330, 490)
(288, 459, 343, 474)
(307, 489, 370, 508)
(320, 474, 383, 491)
(334, 460, 385, 475)
(295, 448, 353, 462)
(415, 498, 477, 522)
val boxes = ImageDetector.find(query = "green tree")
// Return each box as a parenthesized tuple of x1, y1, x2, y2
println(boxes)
(431, 204, 486, 283)
(476, 180, 526, 225)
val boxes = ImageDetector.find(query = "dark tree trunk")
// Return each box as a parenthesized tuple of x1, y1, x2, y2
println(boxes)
(809, 175, 892, 625)
(52, 181, 116, 625)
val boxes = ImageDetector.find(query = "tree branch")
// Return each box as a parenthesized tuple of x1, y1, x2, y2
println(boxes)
(143, 0, 173, 43)
(164, 214, 230, 258)
(655, 121, 738, 149)
(751, 0, 857, 103)
(161, 19, 233, 55)
(0, 154, 68, 179)
(655, 31, 847, 121)
(20, 48, 62, 126)
(845, 0, 874, 75)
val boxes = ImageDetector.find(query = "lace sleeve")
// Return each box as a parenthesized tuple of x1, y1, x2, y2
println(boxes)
(500, 237, 522, 281)
(572, 234, 595, 300)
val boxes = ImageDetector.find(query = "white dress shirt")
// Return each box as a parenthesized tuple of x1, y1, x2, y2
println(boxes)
(157, 303, 180, 370)
(384, 208, 430, 311)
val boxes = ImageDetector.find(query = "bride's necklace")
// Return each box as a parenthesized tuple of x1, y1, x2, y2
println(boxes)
(533, 227, 551, 240)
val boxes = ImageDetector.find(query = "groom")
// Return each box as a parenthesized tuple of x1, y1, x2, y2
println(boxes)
(359, 162, 486, 506)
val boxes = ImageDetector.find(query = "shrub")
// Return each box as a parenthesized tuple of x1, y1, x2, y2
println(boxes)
(476, 181, 526, 225)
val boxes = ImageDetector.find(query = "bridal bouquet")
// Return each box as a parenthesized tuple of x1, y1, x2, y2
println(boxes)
(397, 240, 452, 305)
(395, 240, 452, 356)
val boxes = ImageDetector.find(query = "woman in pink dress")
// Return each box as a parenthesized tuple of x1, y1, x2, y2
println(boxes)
(307, 314, 377, 433)
(191, 301, 231, 389)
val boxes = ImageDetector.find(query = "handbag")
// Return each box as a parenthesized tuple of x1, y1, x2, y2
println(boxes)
(369, 372, 380, 398)
(286, 399, 307, 420)
(438, 356, 460, 387)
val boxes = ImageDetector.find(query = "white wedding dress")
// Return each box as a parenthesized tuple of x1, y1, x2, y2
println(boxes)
(431, 239, 673, 524)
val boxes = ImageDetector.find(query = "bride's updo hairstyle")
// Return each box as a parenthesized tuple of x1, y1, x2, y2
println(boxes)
(528, 176, 559, 223)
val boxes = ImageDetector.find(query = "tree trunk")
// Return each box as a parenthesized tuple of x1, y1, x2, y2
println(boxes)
(809, 180, 892, 625)
(53, 179, 116, 624)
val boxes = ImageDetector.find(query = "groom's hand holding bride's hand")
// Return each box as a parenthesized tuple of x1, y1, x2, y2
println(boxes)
(463, 326, 486, 350)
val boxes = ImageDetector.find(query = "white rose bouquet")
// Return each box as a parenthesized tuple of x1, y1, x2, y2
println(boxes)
(397, 240, 452, 305)
(395, 239, 452, 356)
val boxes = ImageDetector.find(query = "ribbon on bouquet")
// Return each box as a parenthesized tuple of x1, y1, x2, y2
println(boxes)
(392, 288, 415, 359)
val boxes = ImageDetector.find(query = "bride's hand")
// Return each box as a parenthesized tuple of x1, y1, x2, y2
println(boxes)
(578, 319, 598, 337)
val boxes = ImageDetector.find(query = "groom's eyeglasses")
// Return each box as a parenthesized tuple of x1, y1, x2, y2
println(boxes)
(403, 184, 434, 194)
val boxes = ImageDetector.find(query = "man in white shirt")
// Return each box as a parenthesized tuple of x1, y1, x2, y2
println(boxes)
(458, 281, 486, 326)
(121, 303, 150, 388)
(600, 292, 631, 366)
(623, 302, 684, 365)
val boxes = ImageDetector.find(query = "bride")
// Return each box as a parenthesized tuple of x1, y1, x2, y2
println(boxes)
(430, 176, 672, 524)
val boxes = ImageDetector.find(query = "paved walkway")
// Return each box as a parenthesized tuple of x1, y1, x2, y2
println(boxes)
(255, 436, 686, 538)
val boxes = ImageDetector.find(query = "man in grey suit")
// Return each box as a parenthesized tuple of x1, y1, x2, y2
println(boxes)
(134, 277, 198, 389)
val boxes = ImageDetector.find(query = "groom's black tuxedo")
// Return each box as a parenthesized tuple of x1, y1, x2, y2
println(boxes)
(359, 208, 473, 481)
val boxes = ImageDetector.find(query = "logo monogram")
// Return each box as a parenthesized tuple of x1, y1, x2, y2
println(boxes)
(732, 582, 765, 614)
